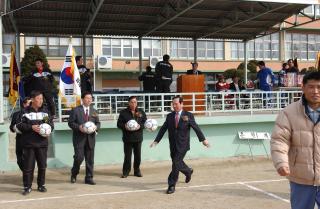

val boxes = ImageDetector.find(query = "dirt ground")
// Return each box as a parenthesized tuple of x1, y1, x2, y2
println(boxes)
(0, 157, 291, 209)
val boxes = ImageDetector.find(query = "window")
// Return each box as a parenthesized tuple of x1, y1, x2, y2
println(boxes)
(101, 38, 161, 58)
(3, 34, 15, 53)
(230, 42, 244, 60)
(25, 36, 93, 57)
(285, 33, 320, 60)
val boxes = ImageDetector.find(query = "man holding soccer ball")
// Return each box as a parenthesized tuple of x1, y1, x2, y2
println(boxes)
(16, 90, 54, 195)
(117, 96, 147, 178)
(68, 92, 100, 185)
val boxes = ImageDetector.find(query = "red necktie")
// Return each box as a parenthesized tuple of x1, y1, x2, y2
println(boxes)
(85, 109, 89, 121)
(175, 112, 179, 128)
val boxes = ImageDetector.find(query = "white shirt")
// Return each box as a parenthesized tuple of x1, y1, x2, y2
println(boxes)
(83, 105, 90, 115)
(175, 110, 182, 118)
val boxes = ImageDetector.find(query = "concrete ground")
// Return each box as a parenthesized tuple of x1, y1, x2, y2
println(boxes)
(0, 157, 290, 209)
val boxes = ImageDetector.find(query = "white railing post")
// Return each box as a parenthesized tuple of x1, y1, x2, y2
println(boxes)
(58, 96, 62, 123)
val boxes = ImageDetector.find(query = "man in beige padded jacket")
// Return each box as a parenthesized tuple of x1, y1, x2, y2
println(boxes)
(271, 71, 320, 209)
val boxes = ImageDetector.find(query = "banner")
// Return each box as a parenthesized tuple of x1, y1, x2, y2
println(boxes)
(8, 44, 20, 106)
(59, 44, 81, 108)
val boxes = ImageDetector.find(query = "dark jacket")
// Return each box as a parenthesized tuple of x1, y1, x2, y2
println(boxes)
(10, 110, 24, 145)
(155, 61, 173, 81)
(229, 82, 245, 92)
(117, 107, 147, 143)
(68, 105, 100, 149)
(78, 65, 92, 93)
(287, 67, 299, 74)
(16, 106, 54, 148)
(186, 69, 202, 75)
(155, 111, 205, 153)
(24, 68, 55, 95)
(138, 71, 156, 92)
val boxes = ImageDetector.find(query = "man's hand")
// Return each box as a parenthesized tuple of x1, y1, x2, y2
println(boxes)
(79, 125, 86, 133)
(150, 141, 158, 148)
(32, 125, 40, 133)
(202, 139, 210, 148)
(277, 166, 290, 176)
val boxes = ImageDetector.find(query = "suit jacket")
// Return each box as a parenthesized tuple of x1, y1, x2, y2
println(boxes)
(229, 82, 245, 92)
(186, 69, 202, 75)
(68, 105, 100, 149)
(155, 111, 205, 153)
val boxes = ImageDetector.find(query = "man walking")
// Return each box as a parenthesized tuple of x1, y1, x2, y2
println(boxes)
(150, 96, 210, 194)
(68, 92, 100, 185)
(271, 71, 320, 209)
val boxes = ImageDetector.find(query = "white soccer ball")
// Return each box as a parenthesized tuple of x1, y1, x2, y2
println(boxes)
(39, 123, 52, 137)
(126, 120, 139, 131)
(83, 121, 97, 134)
(144, 119, 158, 132)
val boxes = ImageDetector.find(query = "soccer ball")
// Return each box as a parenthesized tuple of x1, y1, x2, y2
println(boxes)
(83, 121, 97, 134)
(126, 120, 139, 131)
(144, 119, 158, 132)
(39, 123, 52, 137)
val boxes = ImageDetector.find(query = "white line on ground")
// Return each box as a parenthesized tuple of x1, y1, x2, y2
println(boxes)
(0, 178, 288, 204)
(238, 182, 290, 203)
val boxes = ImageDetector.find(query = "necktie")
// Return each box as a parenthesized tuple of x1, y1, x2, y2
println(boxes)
(175, 112, 179, 128)
(85, 108, 89, 121)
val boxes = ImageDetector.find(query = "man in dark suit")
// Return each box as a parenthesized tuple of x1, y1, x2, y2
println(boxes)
(9, 97, 31, 171)
(68, 92, 100, 185)
(186, 62, 202, 75)
(150, 96, 210, 194)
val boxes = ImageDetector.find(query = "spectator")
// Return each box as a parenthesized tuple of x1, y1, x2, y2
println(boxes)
(76, 56, 92, 93)
(256, 61, 275, 91)
(138, 66, 156, 92)
(155, 54, 173, 93)
(278, 63, 289, 87)
(215, 75, 229, 92)
(287, 59, 299, 74)
(186, 62, 202, 75)
(229, 76, 245, 92)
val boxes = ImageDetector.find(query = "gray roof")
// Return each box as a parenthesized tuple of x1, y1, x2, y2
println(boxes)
(2, 0, 314, 40)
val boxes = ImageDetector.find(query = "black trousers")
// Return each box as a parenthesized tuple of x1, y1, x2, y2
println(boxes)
(16, 137, 23, 171)
(43, 92, 56, 116)
(168, 151, 192, 187)
(123, 141, 142, 175)
(157, 80, 171, 93)
(22, 147, 47, 188)
(71, 139, 95, 180)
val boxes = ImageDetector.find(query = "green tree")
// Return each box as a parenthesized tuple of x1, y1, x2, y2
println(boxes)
(223, 68, 245, 81)
(20, 45, 49, 76)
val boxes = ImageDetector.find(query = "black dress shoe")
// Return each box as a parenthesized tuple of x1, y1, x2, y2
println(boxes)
(185, 168, 193, 183)
(37, 185, 47, 192)
(166, 186, 175, 194)
(134, 172, 143, 177)
(22, 187, 32, 195)
(85, 179, 96, 185)
(71, 175, 77, 183)
(121, 174, 128, 178)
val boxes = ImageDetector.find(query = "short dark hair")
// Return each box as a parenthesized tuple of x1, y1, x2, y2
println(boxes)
(146, 66, 152, 71)
(163, 54, 170, 61)
(35, 58, 43, 63)
(282, 63, 288, 68)
(172, 96, 183, 104)
(30, 90, 42, 98)
(22, 97, 30, 104)
(128, 96, 137, 102)
(303, 72, 320, 85)
(81, 91, 92, 99)
(75, 56, 82, 62)
(287, 59, 294, 63)
(258, 61, 265, 66)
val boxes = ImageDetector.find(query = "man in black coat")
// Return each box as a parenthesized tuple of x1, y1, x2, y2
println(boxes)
(186, 62, 202, 75)
(16, 91, 54, 195)
(76, 56, 93, 93)
(138, 66, 156, 92)
(9, 97, 31, 171)
(155, 54, 173, 93)
(150, 96, 210, 194)
(68, 92, 100, 185)
(117, 96, 147, 178)
(23, 58, 56, 116)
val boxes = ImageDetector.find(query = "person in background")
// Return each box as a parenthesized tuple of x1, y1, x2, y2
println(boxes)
(186, 62, 202, 75)
(138, 66, 156, 92)
(215, 74, 229, 92)
(155, 54, 173, 93)
(24, 58, 56, 116)
(278, 63, 289, 87)
(229, 76, 245, 92)
(9, 97, 31, 171)
(287, 59, 299, 74)
(76, 56, 93, 93)
(117, 96, 147, 178)
(256, 61, 275, 91)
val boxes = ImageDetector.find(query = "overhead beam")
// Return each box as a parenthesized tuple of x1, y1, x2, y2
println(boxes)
(198, 3, 290, 39)
(84, 0, 104, 36)
(141, 0, 204, 37)
(7, 0, 18, 33)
